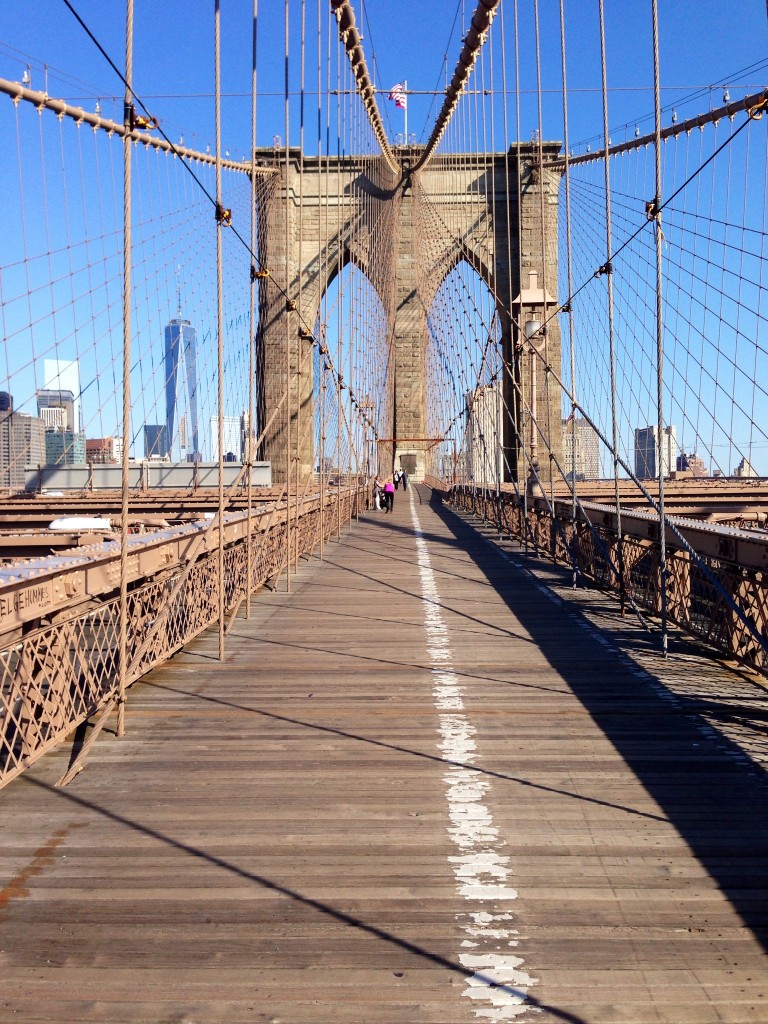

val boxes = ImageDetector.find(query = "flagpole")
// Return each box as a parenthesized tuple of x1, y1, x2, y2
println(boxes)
(404, 79, 408, 142)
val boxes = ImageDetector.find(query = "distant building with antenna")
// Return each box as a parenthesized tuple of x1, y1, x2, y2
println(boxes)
(164, 294, 200, 461)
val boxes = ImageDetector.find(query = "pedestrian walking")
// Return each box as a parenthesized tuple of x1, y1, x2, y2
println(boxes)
(401, 468, 408, 491)
(394, 469, 401, 490)
(373, 475, 383, 510)
(383, 478, 395, 513)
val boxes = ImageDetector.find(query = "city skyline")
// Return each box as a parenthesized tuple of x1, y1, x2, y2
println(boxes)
(1, 4, 766, 479)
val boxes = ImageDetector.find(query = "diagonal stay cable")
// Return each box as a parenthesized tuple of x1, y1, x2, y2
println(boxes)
(60, 0, 315, 336)
(59, 0, 365, 388)
(61, 0, 238, 213)
(415, 157, 768, 659)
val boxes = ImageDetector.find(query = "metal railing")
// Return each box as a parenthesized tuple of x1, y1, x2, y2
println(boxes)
(439, 481, 768, 674)
(0, 484, 366, 788)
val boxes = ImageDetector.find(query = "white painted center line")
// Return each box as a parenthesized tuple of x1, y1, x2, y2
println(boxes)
(409, 489, 537, 1020)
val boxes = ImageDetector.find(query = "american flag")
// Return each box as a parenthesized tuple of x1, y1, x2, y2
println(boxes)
(388, 83, 407, 110)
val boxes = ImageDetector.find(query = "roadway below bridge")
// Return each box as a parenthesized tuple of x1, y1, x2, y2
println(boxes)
(548, 477, 768, 525)
(1, 485, 767, 1023)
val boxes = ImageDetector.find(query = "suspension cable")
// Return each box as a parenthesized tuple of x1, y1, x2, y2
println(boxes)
(558, 0, 579, 587)
(598, 0, 626, 609)
(117, 0, 134, 739)
(417, 0, 502, 171)
(651, 0, 669, 655)
(329, 0, 399, 173)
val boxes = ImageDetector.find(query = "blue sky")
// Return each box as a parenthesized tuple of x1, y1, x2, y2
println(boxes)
(1, 2, 766, 467)
(2, 1, 766, 158)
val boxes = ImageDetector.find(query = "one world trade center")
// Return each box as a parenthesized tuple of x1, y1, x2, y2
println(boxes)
(164, 313, 200, 461)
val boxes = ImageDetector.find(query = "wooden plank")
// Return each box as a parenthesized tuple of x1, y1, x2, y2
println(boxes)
(0, 484, 766, 1023)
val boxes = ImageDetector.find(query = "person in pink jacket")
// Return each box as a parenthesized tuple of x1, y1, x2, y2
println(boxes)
(383, 478, 395, 513)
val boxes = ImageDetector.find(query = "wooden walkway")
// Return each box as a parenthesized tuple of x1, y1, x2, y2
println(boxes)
(2, 485, 768, 1024)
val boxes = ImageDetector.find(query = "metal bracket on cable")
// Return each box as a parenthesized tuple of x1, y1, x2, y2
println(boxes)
(748, 95, 768, 119)
(125, 103, 159, 132)
(215, 203, 232, 227)
(646, 198, 665, 239)
(251, 264, 269, 281)
(595, 261, 613, 277)
(285, 299, 297, 312)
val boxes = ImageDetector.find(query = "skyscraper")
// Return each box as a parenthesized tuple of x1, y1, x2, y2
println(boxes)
(43, 359, 81, 431)
(45, 429, 86, 466)
(144, 424, 170, 460)
(562, 416, 601, 480)
(634, 425, 677, 480)
(165, 316, 200, 461)
(0, 404, 45, 489)
(36, 389, 75, 431)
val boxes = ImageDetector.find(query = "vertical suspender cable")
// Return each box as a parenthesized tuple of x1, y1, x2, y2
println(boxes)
(514, 0, 528, 556)
(246, 0, 259, 619)
(598, 0, 626, 613)
(533, 0, 555, 510)
(214, 0, 226, 658)
(651, 0, 668, 654)
(296, 0, 306, 567)
(336, 44, 342, 541)
(559, 0, 579, 588)
(317, 0, 325, 560)
(499, 1, 515, 490)
(117, 0, 134, 737)
(284, 0, 292, 591)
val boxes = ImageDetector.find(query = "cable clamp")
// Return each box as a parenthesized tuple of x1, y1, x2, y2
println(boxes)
(645, 198, 660, 221)
(595, 261, 613, 277)
(748, 95, 768, 120)
(215, 203, 232, 227)
(251, 264, 270, 281)
(560, 302, 572, 314)
(298, 327, 314, 341)
(285, 299, 297, 312)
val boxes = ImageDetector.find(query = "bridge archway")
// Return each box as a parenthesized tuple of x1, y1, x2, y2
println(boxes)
(255, 145, 563, 484)
(424, 258, 512, 485)
(314, 262, 392, 480)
